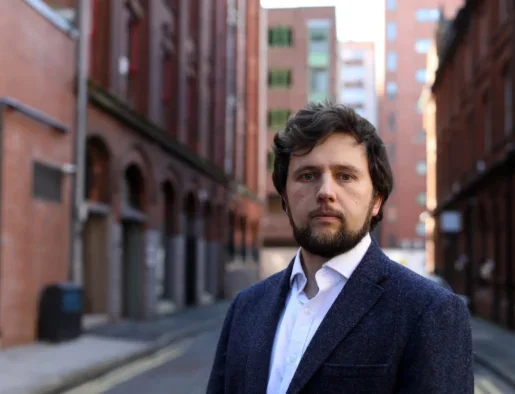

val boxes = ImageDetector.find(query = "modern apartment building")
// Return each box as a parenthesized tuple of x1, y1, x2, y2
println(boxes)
(0, 0, 266, 348)
(378, 0, 462, 250)
(264, 6, 338, 246)
(339, 41, 378, 127)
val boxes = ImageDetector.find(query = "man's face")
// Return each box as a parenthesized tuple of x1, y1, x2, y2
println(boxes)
(284, 132, 382, 258)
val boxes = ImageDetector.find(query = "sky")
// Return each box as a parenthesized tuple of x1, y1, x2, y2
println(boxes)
(260, 0, 384, 43)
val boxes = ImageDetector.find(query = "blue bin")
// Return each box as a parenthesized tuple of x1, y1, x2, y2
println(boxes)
(38, 282, 83, 342)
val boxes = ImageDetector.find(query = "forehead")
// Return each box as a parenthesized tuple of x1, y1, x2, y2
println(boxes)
(289, 132, 368, 170)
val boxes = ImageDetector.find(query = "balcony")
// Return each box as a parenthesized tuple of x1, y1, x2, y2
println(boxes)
(308, 52, 329, 67)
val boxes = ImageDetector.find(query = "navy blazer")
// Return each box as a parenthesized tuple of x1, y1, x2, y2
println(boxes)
(207, 241, 474, 394)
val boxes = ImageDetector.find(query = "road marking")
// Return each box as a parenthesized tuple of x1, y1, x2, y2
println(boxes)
(62, 337, 195, 394)
(476, 377, 504, 394)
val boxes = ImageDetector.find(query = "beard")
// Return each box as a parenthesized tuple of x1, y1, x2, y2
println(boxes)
(287, 199, 375, 259)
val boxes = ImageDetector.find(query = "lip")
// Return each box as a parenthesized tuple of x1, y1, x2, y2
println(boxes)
(312, 215, 340, 221)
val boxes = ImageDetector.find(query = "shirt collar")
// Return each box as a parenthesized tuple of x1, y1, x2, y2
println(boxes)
(290, 233, 372, 288)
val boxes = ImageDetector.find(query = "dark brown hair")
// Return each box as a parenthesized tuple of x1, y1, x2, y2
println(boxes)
(271, 101, 394, 230)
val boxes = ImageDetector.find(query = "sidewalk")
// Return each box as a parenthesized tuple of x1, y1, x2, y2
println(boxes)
(472, 316, 515, 388)
(0, 301, 230, 394)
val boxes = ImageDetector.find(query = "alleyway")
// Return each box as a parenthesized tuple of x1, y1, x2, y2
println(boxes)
(63, 323, 515, 394)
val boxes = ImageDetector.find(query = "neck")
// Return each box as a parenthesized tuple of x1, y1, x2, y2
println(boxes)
(299, 249, 328, 298)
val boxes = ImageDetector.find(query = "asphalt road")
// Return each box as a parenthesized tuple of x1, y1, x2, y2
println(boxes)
(64, 324, 515, 394)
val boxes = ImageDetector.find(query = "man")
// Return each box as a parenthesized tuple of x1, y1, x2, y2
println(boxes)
(207, 102, 473, 394)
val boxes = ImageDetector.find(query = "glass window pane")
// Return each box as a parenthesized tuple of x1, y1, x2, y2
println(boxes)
(387, 51, 397, 71)
(415, 39, 431, 53)
(387, 22, 397, 41)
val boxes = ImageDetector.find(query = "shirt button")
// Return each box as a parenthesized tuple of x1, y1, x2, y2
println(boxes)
(288, 354, 297, 363)
(304, 307, 313, 315)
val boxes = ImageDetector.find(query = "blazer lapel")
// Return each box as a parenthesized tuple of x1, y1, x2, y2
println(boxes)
(286, 242, 390, 394)
(244, 259, 294, 394)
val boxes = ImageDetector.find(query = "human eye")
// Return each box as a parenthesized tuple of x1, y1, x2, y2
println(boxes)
(299, 173, 316, 181)
(337, 173, 353, 181)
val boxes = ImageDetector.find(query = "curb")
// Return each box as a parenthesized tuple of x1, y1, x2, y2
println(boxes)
(474, 352, 515, 390)
(32, 317, 224, 394)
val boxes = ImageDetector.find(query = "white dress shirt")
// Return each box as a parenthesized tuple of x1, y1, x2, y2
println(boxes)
(266, 233, 372, 394)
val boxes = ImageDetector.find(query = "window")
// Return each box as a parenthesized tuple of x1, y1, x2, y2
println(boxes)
(33, 162, 63, 202)
(416, 192, 426, 206)
(483, 93, 492, 151)
(342, 88, 366, 103)
(415, 69, 427, 83)
(387, 207, 397, 222)
(310, 68, 329, 93)
(268, 69, 292, 88)
(416, 161, 427, 175)
(309, 28, 329, 53)
(415, 39, 431, 54)
(388, 234, 397, 248)
(343, 66, 365, 81)
(387, 143, 396, 162)
(268, 26, 293, 47)
(386, 0, 396, 11)
(416, 100, 424, 114)
(386, 81, 397, 100)
(388, 113, 396, 131)
(504, 66, 513, 135)
(413, 130, 426, 144)
(500, 0, 509, 23)
(416, 9, 440, 22)
(342, 49, 365, 61)
(267, 109, 290, 129)
(416, 222, 426, 236)
(387, 22, 397, 41)
(268, 195, 284, 214)
(355, 108, 365, 117)
(387, 51, 397, 71)
(267, 151, 275, 172)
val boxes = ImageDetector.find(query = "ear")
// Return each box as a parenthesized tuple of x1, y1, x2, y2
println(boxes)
(372, 195, 383, 217)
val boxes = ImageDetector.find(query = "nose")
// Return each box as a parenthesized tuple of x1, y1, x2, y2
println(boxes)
(316, 174, 336, 203)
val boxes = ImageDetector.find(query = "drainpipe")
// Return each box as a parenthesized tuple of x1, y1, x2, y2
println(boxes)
(70, 0, 91, 284)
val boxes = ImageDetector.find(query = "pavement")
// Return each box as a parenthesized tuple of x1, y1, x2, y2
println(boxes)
(0, 290, 514, 394)
(472, 316, 515, 389)
(0, 301, 230, 394)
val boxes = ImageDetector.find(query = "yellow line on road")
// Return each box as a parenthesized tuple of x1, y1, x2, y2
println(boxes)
(476, 377, 504, 394)
(62, 338, 195, 394)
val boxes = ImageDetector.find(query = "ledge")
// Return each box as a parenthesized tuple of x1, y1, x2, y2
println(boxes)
(24, 0, 78, 39)
(431, 144, 515, 215)
(0, 97, 69, 133)
(88, 83, 264, 205)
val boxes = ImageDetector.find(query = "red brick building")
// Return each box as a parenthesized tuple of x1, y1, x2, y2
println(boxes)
(430, 0, 515, 330)
(264, 6, 338, 246)
(0, 0, 266, 348)
(378, 0, 462, 250)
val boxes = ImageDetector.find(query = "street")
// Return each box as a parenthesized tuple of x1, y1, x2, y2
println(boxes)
(63, 323, 515, 394)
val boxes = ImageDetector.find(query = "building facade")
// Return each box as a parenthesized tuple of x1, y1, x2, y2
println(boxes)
(378, 0, 462, 250)
(339, 41, 378, 127)
(264, 6, 338, 246)
(429, 0, 515, 330)
(0, 0, 266, 348)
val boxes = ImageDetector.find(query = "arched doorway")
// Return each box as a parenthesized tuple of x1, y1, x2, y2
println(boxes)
(82, 137, 110, 317)
(121, 164, 146, 319)
(185, 192, 199, 305)
(156, 181, 176, 310)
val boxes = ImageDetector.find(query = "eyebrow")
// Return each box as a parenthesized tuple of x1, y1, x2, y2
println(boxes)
(292, 164, 363, 177)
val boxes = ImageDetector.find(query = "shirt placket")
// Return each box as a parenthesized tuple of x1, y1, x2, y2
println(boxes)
(279, 296, 319, 392)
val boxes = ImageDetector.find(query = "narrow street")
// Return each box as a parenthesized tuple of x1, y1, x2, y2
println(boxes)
(63, 323, 515, 394)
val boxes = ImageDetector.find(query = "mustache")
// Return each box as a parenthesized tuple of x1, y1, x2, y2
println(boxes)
(308, 208, 344, 220)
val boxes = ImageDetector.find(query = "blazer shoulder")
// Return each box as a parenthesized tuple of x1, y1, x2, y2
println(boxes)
(386, 260, 460, 311)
